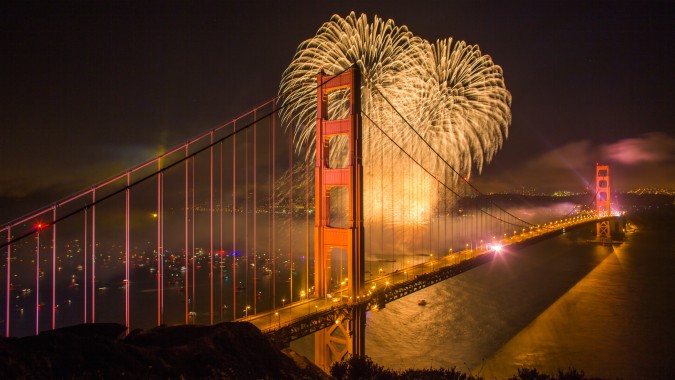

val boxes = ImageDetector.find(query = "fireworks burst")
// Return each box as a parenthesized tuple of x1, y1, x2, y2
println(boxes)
(278, 12, 511, 226)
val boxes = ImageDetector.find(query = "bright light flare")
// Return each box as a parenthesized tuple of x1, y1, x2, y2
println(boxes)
(491, 244, 503, 253)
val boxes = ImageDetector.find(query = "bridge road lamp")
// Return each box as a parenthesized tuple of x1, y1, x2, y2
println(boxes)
(337, 279, 347, 304)
(275, 311, 280, 328)
(244, 305, 251, 318)
(300, 290, 308, 313)
(429, 254, 434, 271)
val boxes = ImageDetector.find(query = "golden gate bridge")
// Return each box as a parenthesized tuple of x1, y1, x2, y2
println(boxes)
(0, 68, 617, 371)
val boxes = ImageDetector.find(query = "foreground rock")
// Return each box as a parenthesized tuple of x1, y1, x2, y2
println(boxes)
(0, 322, 327, 379)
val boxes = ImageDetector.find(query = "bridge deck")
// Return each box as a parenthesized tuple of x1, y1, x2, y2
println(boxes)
(239, 217, 605, 346)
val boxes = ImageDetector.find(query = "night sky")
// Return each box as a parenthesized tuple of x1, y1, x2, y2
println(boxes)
(1, 1, 673, 223)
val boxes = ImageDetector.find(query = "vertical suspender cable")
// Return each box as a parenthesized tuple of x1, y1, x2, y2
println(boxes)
(219, 142, 224, 321)
(210, 132, 214, 325)
(449, 179, 453, 254)
(437, 181, 440, 259)
(465, 186, 469, 251)
(267, 118, 272, 309)
(272, 107, 276, 311)
(6, 228, 10, 336)
(380, 122, 384, 263)
(184, 147, 189, 324)
(191, 159, 195, 315)
(444, 176, 447, 255)
(91, 190, 96, 323)
(305, 125, 310, 304)
(465, 186, 468, 250)
(125, 174, 130, 333)
(245, 129, 249, 316)
(429, 174, 432, 256)
(156, 161, 161, 325)
(160, 169, 165, 320)
(367, 114, 372, 278)
(289, 123, 293, 304)
(244, 128, 255, 316)
(415, 161, 419, 263)
(52, 208, 56, 330)
(84, 208, 87, 323)
(232, 121, 237, 320)
(390, 117, 395, 268)
(480, 196, 483, 248)
(408, 157, 411, 266)
(476, 192, 483, 248)
(35, 228, 40, 335)
(253, 112, 258, 314)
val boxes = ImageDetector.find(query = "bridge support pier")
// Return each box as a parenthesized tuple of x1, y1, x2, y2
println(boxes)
(314, 303, 365, 372)
(313, 67, 364, 372)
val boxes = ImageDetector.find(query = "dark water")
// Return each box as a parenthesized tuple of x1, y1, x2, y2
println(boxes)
(365, 210, 675, 379)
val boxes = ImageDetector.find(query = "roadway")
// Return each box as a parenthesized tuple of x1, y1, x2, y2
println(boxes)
(241, 214, 602, 333)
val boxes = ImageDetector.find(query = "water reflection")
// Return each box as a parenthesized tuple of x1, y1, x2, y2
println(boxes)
(366, 220, 675, 379)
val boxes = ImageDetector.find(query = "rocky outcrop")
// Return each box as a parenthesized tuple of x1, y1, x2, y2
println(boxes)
(0, 322, 327, 379)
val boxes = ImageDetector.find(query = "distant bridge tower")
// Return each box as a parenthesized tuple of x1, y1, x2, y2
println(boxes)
(595, 164, 611, 240)
(314, 67, 365, 371)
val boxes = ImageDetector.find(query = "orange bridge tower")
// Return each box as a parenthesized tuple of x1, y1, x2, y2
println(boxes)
(313, 67, 365, 371)
(595, 164, 611, 240)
